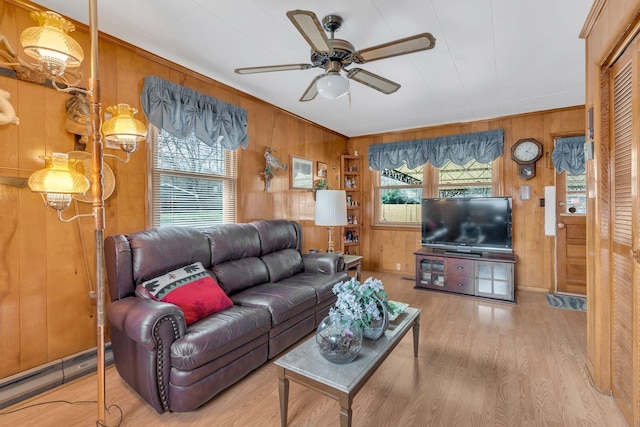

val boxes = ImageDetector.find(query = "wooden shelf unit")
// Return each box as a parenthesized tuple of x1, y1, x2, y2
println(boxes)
(414, 247, 516, 302)
(340, 155, 362, 255)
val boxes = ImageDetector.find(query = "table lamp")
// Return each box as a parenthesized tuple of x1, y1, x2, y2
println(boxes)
(315, 190, 347, 252)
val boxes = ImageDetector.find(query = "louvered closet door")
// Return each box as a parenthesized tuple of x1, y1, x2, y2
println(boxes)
(610, 43, 637, 423)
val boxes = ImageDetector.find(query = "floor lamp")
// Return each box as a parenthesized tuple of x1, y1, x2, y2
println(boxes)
(314, 190, 347, 252)
(22, 3, 146, 424)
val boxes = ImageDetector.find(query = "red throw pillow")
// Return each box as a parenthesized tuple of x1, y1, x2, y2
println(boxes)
(139, 262, 233, 325)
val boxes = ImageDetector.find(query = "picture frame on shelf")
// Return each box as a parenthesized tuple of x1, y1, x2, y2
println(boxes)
(316, 161, 328, 178)
(290, 155, 313, 189)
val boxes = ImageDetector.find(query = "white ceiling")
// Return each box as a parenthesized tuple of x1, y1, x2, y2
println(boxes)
(33, 0, 591, 137)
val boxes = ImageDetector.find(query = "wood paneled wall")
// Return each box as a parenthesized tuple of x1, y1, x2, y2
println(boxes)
(0, 0, 588, 382)
(0, 1, 347, 378)
(349, 106, 585, 292)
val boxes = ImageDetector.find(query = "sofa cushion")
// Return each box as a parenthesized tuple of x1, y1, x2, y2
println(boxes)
(139, 262, 233, 325)
(171, 305, 271, 371)
(231, 283, 316, 325)
(128, 226, 211, 284)
(203, 223, 262, 264)
(260, 249, 304, 282)
(211, 258, 270, 295)
(277, 271, 348, 304)
(251, 219, 301, 254)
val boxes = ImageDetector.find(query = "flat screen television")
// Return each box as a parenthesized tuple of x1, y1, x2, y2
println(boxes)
(421, 197, 513, 254)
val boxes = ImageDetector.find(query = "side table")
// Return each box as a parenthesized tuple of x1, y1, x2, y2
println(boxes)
(342, 254, 362, 281)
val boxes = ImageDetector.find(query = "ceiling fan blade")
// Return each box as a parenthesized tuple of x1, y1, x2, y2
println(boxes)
(347, 68, 401, 94)
(286, 10, 332, 54)
(235, 64, 312, 74)
(354, 33, 436, 63)
(300, 74, 323, 102)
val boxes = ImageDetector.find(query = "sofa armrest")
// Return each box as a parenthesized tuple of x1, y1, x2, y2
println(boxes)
(108, 297, 186, 413)
(109, 297, 187, 349)
(301, 252, 344, 274)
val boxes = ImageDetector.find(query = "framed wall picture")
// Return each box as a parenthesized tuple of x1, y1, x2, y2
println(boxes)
(290, 155, 313, 189)
(316, 161, 328, 178)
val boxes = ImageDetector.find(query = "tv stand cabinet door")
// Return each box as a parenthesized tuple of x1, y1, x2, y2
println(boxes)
(475, 261, 514, 301)
(415, 255, 445, 290)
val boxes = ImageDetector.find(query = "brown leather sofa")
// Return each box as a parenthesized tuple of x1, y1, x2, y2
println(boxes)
(105, 219, 347, 413)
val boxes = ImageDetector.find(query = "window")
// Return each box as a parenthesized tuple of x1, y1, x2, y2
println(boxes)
(565, 172, 586, 214)
(437, 159, 495, 198)
(375, 159, 497, 225)
(376, 162, 423, 225)
(150, 126, 236, 227)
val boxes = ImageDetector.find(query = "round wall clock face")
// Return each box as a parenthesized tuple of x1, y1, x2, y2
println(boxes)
(511, 138, 543, 164)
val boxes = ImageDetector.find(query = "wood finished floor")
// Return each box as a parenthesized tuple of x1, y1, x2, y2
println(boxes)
(0, 271, 627, 427)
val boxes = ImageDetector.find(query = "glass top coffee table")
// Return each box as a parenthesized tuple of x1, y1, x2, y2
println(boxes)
(275, 306, 420, 427)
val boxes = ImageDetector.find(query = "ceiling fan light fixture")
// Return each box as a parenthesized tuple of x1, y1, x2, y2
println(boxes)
(316, 73, 349, 99)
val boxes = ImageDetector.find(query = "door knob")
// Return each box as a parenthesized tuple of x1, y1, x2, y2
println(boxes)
(557, 223, 566, 229)
(631, 249, 640, 263)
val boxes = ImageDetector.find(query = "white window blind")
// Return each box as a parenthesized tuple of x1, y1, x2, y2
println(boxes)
(150, 126, 236, 227)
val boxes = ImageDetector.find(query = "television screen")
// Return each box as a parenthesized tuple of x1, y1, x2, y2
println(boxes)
(421, 197, 513, 253)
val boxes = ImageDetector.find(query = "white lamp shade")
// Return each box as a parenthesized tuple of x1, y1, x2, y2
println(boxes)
(315, 190, 347, 226)
(316, 74, 349, 99)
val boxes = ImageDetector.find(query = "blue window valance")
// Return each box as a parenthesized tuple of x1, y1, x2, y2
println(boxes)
(551, 136, 585, 175)
(367, 129, 504, 171)
(140, 75, 249, 150)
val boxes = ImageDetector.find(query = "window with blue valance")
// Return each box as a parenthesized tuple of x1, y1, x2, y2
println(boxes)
(367, 129, 504, 171)
(551, 136, 585, 176)
(140, 75, 249, 150)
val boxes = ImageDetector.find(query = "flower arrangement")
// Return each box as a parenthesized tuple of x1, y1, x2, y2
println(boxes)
(313, 178, 328, 200)
(329, 277, 390, 330)
(313, 178, 328, 191)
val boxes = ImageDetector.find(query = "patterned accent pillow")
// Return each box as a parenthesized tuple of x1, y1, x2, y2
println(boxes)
(138, 262, 232, 325)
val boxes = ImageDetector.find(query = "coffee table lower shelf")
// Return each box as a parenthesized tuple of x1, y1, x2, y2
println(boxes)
(275, 307, 420, 427)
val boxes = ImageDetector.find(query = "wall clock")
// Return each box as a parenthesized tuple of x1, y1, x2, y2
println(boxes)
(511, 138, 543, 180)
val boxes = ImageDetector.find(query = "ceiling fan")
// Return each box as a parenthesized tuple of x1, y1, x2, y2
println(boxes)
(234, 10, 436, 102)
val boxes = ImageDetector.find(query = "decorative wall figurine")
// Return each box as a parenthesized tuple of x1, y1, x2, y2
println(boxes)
(65, 93, 90, 150)
(261, 147, 287, 191)
(0, 88, 18, 126)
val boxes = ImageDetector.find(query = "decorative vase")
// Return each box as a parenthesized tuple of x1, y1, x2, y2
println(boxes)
(316, 314, 363, 364)
(363, 297, 389, 340)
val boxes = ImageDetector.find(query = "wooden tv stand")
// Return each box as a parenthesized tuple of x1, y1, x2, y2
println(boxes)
(413, 247, 516, 302)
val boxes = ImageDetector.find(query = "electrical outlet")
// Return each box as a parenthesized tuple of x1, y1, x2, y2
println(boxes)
(539, 198, 545, 207)
(396, 263, 401, 271)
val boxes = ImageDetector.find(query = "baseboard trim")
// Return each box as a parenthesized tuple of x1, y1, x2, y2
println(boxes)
(0, 343, 114, 410)
(516, 286, 550, 294)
